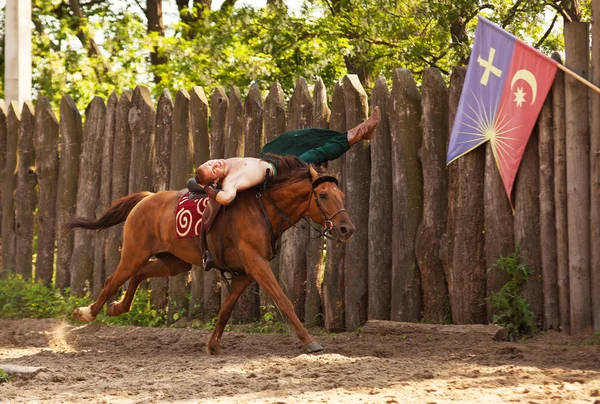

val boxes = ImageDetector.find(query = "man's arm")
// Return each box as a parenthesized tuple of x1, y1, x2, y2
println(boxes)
(215, 186, 236, 205)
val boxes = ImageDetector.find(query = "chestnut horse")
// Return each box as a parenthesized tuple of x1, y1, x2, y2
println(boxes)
(65, 154, 355, 354)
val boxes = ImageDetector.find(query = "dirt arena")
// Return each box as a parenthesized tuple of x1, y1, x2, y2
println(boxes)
(0, 318, 599, 403)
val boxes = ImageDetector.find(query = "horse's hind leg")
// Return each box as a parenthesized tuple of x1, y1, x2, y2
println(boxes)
(207, 273, 254, 355)
(73, 238, 153, 322)
(106, 254, 192, 317)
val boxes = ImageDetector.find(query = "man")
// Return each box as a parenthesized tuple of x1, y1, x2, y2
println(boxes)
(195, 106, 380, 205)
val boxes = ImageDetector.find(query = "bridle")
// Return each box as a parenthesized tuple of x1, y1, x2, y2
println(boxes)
(308, 175, 347, 236)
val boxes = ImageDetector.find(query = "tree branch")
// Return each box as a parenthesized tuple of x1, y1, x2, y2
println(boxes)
(534, 13, 558, 48)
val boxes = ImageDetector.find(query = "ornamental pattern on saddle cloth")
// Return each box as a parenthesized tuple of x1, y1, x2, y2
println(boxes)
(175, 192, 211, 238)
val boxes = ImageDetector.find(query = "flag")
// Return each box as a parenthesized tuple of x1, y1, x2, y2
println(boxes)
(446, 16, 557, 204)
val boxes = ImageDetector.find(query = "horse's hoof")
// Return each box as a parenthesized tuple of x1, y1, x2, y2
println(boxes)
(206, 344, 223, 355)
(305, 341, 324, 354)
(73, 306, 95, 323)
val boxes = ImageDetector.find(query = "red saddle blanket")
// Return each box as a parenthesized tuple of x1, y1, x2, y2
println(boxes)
(175, 192, 211, 238)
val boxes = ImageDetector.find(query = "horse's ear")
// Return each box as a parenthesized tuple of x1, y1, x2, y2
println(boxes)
(309, 165, 320, 182)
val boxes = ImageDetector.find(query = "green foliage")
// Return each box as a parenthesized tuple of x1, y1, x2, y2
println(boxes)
(99, 289, 167, 328)
(487, 247, 536, 341)
(0, 369, 10, 384)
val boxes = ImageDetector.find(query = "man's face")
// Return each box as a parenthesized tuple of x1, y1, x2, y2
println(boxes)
(198, 159, 226, 185)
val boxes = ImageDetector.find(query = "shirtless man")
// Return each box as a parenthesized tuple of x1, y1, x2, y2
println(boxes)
(195, 106, 381, 206)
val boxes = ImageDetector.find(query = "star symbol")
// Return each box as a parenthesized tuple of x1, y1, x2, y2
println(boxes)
(513, 87, 526, 107)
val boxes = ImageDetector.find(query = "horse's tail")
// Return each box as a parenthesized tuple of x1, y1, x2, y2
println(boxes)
(63, 192, 152, 233)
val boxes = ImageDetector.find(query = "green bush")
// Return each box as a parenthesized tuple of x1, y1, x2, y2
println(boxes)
(487, 247, 536, 341)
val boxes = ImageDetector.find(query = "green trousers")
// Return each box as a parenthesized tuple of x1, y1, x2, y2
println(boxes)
(260, 128, 350, 164)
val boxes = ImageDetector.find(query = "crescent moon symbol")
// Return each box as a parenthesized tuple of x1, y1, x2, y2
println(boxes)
(510, 69, 537, 104)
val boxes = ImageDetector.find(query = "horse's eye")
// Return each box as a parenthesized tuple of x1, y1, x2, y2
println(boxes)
(319, 193, 327, 200)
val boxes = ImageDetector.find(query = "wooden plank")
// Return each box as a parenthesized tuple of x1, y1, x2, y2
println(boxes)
(388, 69, 423, 322)
(224, 86, 243, 159)
(260, 82, 286, 320)
(105, 91, 132, 283)
(591, 0, 600, 332)
(367, 76, 392, 321)
(414, 68, 450, 322)
(15, 101, 35, 278)
(363, 320, 507, 341)
(278, 77, 313, 323)
(128, 86, 155, 193)
(168, 89, 192, 323)
(539, 93, 559, 330)
(0, 102, 18, 275)
(55, 95, 82, 289)
(551, 53, 569, 333)
(92, 92, 117, 298)
(342, 75, 371, 330)
(305, 77, 329, 327)
(441, 67, 486, 324)
(33, 96, 59, 286)
(564, 22, 591, 334)
(150, 89, 173, 312)
(0, 101, 6, 261)
(70, 97, 106, 296)
(189, 86, 209, 320)
(323, 82, 346, 332)
(210, 87, 228, 160)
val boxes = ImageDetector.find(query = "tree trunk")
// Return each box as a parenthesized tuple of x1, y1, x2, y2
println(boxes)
(33, 97, 60, 286)
(389, 69, 423, 322)
(414, 68, 450, 323)
(146, 0, 167, 84)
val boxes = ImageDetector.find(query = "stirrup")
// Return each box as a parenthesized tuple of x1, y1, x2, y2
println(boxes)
(203, 250, 217, 272)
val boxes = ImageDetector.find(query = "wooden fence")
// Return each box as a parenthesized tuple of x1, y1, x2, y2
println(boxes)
(1, 22, 599, 334)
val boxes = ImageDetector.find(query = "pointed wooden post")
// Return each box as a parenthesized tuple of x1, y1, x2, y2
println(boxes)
(224, 86, 243, 159)
(15, 101, 35, 278)
(0, 101, 6, 268)
(129, 86, 155, 193)
(56, 95, 82, 289)
(33, 96, 59, 285)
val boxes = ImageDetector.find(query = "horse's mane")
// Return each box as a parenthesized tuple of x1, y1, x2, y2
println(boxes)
(262, 153, 326, 189)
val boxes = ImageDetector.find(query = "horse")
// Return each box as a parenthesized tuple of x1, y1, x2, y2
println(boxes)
(65, 154, 355, 354)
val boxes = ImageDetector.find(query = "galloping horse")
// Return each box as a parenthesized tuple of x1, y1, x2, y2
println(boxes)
(65, 154, 355, 354)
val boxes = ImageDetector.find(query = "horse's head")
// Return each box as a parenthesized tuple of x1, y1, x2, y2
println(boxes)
(307, 165, 355, 242)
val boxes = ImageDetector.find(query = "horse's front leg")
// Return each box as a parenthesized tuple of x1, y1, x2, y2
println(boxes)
(243, 254, 323, 353)
(207, 273, 254, 355)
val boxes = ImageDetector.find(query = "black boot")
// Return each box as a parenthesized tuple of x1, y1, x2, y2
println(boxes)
(203, 250, 217, 271)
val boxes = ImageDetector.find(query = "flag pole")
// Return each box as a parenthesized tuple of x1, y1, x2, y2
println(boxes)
(556, 63, 600, 94)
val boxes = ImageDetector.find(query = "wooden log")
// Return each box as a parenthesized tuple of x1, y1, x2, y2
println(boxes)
(224, 86, 243, 159)
(323, 82, 346, 332)
(210, 87, 228, 160)
(150, 89, 173, 312)
(55, 95, 82, 289)
(564, 22, 591, 334)
(92, 92, 117, 298)
(305, 77, 329, 327)
(203, 88, 228, 323)
(260, 82, 286, 319)
(168, 89, 193, 323)
(33, 97, 59, 286)
(441, 67, 486, 324)
(278, 77, 313, 323)
(1, 102, 18, 275)
(128, 86, 155, 193)
(514, 128, 543, 324)
(15, 101, 36, 278)
(70, 97, 106, 296)
(389, 69, 423, 322)
(414, 68, 449, 323)
(243, 83, 263, 158)
(342, 75, 371, 330)
(363, 320, 508, 341)
(539, 94, 559, 330)
(0, 101, 6, 267)
(366, 77, 392, 321)
(484, 144, 514, 323)
(189, 86, 209, 320)
(105, 92, 132, 284)
(591, 0, 600, 332)
(551, 53, 569, 333)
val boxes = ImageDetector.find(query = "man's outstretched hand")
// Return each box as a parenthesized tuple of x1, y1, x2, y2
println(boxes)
(204, 185, 221, 199)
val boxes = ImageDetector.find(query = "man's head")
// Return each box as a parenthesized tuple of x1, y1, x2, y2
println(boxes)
(195, 159, 228, 186)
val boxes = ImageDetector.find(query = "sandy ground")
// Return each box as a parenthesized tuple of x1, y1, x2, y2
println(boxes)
(0, 318, 599, 403)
